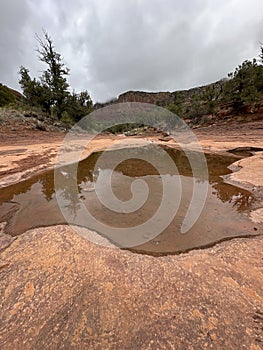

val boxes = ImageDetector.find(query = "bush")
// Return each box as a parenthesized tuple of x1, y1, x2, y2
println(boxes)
(60, 111, 74, 125)
(222, 59, 262, 107)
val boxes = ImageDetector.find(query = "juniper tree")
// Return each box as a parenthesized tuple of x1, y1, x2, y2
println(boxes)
(222, 59, 261, 107)
(19, 66, 52, 113)
(36, 31, 70, 118)
(18, 31, 93, 120)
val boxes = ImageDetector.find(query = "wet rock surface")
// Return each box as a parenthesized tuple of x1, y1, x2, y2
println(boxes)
(0, 119, 263, 348)
(0, 225, 262, 349)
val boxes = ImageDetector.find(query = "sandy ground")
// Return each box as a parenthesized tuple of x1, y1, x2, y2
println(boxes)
(0, 120, 263, 349)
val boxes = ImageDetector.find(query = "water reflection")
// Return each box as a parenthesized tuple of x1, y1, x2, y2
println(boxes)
(0, 146, 255, 246)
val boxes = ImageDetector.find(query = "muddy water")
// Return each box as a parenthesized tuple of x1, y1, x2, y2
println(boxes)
(0, 146, 260, 255)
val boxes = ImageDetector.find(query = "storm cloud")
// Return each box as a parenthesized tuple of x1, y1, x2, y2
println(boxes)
(1, 0, 263, 102)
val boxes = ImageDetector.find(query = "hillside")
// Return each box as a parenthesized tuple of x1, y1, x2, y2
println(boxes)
(95, 79, 263, 127)
(0, 83, 23, 107)
(95, 81, 224, 108)
(2, 64, 263, 133)
(0, 85, 76, 133)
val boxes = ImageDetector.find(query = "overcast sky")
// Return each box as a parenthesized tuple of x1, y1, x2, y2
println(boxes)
(1, 0, 263, 103)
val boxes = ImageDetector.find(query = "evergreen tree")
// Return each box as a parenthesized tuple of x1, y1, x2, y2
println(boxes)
(63, 90, 92, 122)
(201, 84, 222, 114)
(18, 31, 93, 121)
(19, 66, 52, 112)
(36, 31, 70, 118)
(188, 93, 207, 119)
(167, 92, 185, 116)
(222, 59, 262, 107)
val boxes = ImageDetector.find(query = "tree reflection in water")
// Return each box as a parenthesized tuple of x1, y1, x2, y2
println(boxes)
(0, 146, 255, 236)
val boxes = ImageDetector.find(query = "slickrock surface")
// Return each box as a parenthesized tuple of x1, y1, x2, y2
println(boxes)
(0, 226, 263, 349)
(0, 120, 263, 349)
(1, 120, 263, 191)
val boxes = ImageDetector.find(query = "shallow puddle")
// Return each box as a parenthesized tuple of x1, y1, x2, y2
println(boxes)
(0, 145, 260, 255)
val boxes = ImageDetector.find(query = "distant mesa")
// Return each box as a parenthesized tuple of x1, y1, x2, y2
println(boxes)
(94, 80, 225, 109)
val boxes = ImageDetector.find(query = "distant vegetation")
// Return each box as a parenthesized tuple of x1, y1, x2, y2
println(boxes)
(94, 44, 263, 129)
(0, 37, 263, 129)
(166, 45, 263, 122)
(222, 58, 263, 106)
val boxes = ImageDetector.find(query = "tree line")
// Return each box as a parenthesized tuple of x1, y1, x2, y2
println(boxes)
(167, 45, 263, 120)
(1, 32, 263, 124)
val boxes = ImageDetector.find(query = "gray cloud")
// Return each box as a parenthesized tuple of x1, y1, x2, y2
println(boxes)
(1, 0, 263, 102)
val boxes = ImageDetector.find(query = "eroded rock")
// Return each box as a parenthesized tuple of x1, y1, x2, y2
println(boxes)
(0, 226, 262, 349)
